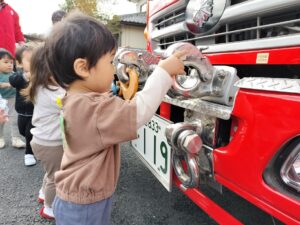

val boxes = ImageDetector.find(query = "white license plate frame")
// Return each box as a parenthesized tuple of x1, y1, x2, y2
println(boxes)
(131, 114, 173, 192)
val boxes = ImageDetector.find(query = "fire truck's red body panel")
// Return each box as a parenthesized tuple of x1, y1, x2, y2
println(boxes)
(144, 0, 300, 224)
(160, 89, 300, 224)
(207, 46, 300, 65)
(215, 89, 300, 224)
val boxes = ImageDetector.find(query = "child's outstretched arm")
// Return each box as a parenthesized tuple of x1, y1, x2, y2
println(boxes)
(0, 82, 12, 88)
(134, 51, 186, 129)
(9, 72, 25, 89)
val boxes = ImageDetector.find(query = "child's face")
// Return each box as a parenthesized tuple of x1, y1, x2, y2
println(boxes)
(22, 50, 33, 79)
(0, 56, 13, 74)
(86, 50, 116, 93)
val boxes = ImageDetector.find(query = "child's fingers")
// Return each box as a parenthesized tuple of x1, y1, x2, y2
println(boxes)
(178, 66, 186, 75)
(173, 51, 187, 75)
(173, 50, 188, 60)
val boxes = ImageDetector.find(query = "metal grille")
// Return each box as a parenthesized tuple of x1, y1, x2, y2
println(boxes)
(149, 0, 300, 53)
(155, 8, 186, 30)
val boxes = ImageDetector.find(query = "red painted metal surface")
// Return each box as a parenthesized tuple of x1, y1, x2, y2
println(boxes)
(149, 0, 179, 17)
(173, 175, 243, 225)
(159, 102, 171, 120)
(214, 89, 300, 225)
(206, 46, 300, 65)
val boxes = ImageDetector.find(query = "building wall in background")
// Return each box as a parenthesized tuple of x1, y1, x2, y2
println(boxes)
(120, 24, 146, 49)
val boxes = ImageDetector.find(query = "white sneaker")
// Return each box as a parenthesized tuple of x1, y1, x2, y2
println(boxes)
(11, 137, 25, 148)
(0, 138, 5, 148)
(38, 189, 45, 203)
(40, 205, 55, 219)
(24, 154, 37, 166)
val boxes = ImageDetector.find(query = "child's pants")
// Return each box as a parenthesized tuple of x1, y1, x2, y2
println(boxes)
(17, 115, 33, 155)
(31, 142, 63, 208)
(0, 97, 21, 138)
(53, 196, 112, 225)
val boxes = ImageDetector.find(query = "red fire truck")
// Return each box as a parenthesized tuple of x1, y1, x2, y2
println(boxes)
(115, 0, 300, 224)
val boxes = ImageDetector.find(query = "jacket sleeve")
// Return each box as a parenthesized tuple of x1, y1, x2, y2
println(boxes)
(12, 8, 25, 43)
(96, 95, 137, 147)
(134, 66, 172, 129)
(9, 72, 25, 89)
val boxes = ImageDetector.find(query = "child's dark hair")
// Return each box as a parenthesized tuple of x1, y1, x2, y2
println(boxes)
(45, 11, 117, 88)
(15, 45, 34, 64)
(51, 10, 66, 24)
(0, 48, 13, 60)
(21, 44, 57, 103)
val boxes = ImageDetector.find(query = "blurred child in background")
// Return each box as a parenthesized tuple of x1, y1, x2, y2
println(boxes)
(0, 48, 25, 149)
(23, 45, 65, 220)
(9, 45, 36, 166)
(51, 10, 66, 25)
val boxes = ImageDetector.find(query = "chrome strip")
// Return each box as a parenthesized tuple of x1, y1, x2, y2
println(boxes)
(202, 34, 300, 53)
(150, 0, 300, 53)
(221, 0, 300, 24)
(163, 95, 232, 120)
(153, 34, 300, 54)
(235, 78, 300, 94)
(150, 0, 300, 40)
(157, 18, 300, 46)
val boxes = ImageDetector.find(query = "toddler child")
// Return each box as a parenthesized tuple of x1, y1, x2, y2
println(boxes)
(45, 12, 185, 225)
(23, 45, 65, 219)
(0, 48, 25, 149)
(9, 45, 36, 166)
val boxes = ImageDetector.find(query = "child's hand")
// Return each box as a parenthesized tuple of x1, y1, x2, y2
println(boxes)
(0, 83, 11, 88)
(0, 109, 8, 123)
(158, 51, 186, 77)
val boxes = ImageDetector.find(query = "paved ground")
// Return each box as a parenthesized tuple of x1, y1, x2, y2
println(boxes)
(0, 133, 284, 225)
(0, 136, 216, 225)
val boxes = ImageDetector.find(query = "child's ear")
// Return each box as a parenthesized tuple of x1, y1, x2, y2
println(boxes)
(74, 58, 89, 78)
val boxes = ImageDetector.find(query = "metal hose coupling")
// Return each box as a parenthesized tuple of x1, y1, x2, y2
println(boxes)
(165, 121, 202, 188)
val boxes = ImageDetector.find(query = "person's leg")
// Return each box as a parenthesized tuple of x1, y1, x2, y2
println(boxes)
(53, 196, 113, 225)
(7, 97, 19, 137)
(42, 145, 63, 208)
(7, 97, 25, 148)
(94, 196, 113, 225)
(19, 115, 36, 166)
(24, 117, 34, 155)
(0, 123, 5, 148)
(38, 173, 47, 203)
(31, 142, 63, 218)
(17, 115, 26, 137)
